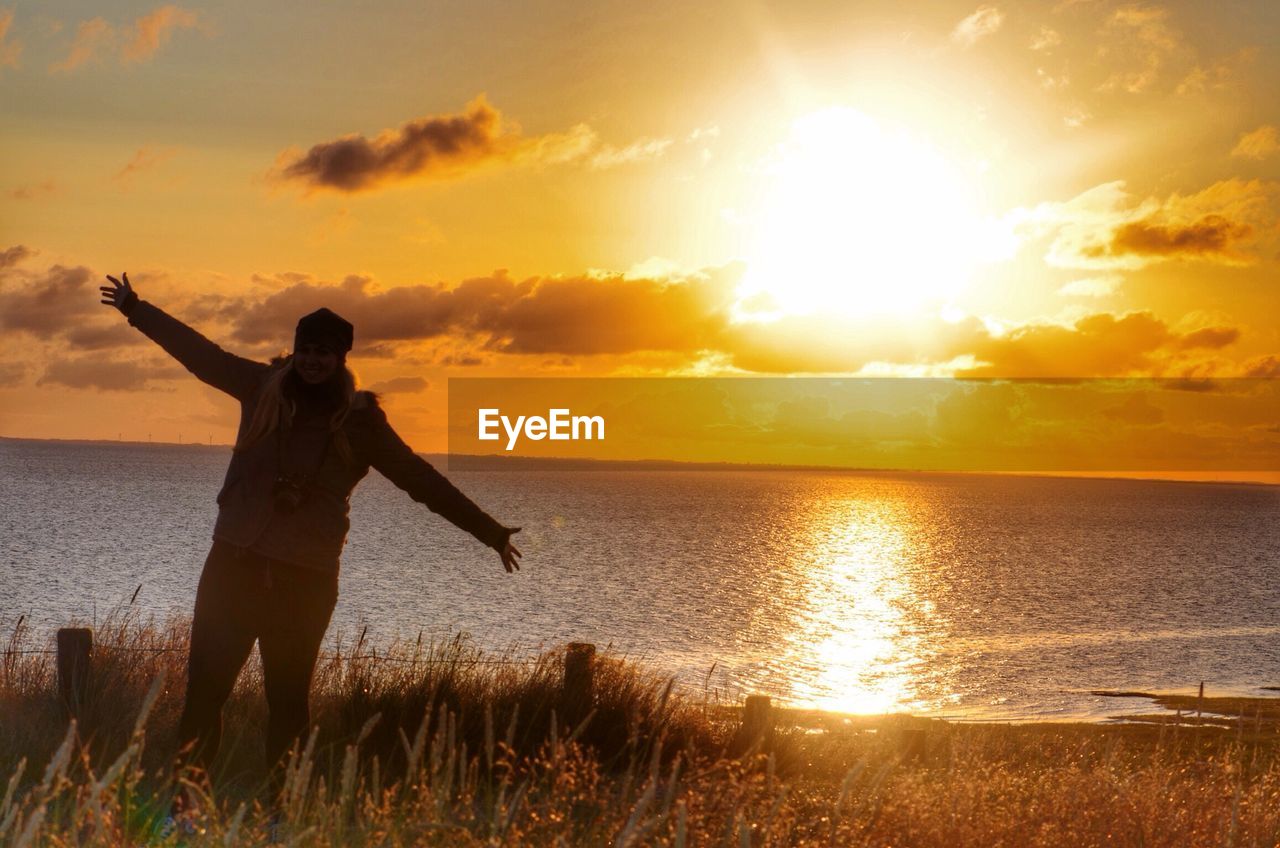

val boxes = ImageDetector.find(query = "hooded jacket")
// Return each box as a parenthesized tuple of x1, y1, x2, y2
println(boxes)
(126, 300, 511, 573)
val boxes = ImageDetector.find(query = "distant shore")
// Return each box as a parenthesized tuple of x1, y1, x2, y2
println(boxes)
(3, 435, 1275, 486)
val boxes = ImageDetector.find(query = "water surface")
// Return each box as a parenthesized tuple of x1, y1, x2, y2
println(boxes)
(3, 438, 1277, 721)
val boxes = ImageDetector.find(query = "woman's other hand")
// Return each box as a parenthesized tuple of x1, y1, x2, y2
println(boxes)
(100, 272, 138, 314)
(500, 528, 523, 573)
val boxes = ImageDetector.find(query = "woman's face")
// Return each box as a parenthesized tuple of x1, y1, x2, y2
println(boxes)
(293, 342, 340, 384)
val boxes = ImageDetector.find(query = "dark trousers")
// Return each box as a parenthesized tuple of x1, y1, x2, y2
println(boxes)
(176, 540, 338, 781)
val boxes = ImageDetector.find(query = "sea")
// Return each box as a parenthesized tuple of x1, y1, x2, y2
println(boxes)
(2, 438, 1278, 722)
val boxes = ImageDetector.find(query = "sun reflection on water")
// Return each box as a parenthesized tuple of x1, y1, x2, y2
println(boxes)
(777, 491, 936, 714)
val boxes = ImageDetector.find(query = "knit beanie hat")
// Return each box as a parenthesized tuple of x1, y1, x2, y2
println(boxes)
(294, 308, 354, 354)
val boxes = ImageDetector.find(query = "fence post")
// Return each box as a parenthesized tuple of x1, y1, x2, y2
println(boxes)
(733, 695, 773, 755)
(57, 627, 93, 719)
(563, 642, 596, 724)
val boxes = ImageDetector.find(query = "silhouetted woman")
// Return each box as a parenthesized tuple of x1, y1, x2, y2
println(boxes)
(100, 272, 521, 781)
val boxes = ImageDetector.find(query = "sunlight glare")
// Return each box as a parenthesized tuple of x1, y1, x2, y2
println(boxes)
(736, 108, 992, 321)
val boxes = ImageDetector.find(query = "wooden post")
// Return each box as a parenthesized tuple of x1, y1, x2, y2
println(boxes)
(563, 642, 596, 722)
(733, 695, 773, 755)
(57, 627, 93, 719)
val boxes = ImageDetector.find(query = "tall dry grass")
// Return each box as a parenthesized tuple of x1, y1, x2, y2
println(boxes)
(5, 612, 1280, 846)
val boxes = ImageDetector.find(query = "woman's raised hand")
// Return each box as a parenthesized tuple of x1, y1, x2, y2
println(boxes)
(100, 272, 137, 313)
(500, 528, 523, 573)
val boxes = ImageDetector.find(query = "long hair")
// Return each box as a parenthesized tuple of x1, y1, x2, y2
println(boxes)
(235, 355, 357, 463)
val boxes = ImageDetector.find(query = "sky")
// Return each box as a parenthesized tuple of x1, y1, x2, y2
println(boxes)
(1, 0, 1278, 471)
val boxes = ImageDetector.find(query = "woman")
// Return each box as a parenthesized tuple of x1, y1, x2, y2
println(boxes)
(99, 272, 521, 779)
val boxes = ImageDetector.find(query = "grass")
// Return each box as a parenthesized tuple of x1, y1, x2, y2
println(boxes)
(6, 612, 1280, 846)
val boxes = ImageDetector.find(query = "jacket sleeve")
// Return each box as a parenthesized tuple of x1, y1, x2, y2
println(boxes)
(362, 402, 512, 551)
(127, 300, 266, 400)
(358, 404, 512, 550)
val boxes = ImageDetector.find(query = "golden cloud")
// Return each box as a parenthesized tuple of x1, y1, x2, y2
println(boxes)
(951, 6, 1004, 47)
(47, 5, 198, 73)
(122, 4, 197, 64)
(1232, 126, 1280, 160)
(1038, 179, 1275, 269)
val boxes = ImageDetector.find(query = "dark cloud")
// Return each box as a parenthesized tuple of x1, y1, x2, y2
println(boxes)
(274, 97, 511, 193)
(225, 267, 740, 357)
(366, 376, 428, 394)
(1087, 214, 1253, 260)
(0, 264, 97, 337)
(1, 244, 34, 268)
(1177, 326, 1239, 350)
(37, 358, 183, 391)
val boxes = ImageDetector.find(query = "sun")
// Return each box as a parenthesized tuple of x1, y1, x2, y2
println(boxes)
(735, 108, 993, 321)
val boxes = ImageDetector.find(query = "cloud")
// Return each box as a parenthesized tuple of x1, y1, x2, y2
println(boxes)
(1088, 214, 1253, 261)
(590, 137, 673, 169)
(0, 259, 150, 350)
(49, 16, 110, 73)
(222, 266, 742, 357)
(1176, 326, 1239, 350)
(37, 357, 182, 391)
(274, 98, 691, 194)
(114, 146, 177, 183)
(273, 96, 518, 193)
(951, 6, 1003, 47)
(1, 252, 1260, 387)
(1177, 47, 1256, 96)
(1096, 4, 1182, 94)
(1034, 179, 1274, 269)
(1029, 26, 1061, 51)
(122, 4, 197, 64)
(956, 311, 1238, 377)
(1058, 276, 1120, 297)
(366, 376, 428, 394)
(1243, 355, 1280, 379)
(0, 8, 22, 71)
(0, 244, 33, 268)
(483, 270, 736, 355)
(716, 305, 1248, 378)
(48, 5, 198, 73)
(1232, 126, 1279, 160)
(0, 264, 98, 337)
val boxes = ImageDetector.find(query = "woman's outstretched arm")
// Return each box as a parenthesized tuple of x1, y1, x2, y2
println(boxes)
(359, 398, 523, 572)
(101, 272, 266, 401)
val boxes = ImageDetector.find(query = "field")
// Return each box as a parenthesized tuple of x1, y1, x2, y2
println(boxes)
(4, 612, 1280, 846)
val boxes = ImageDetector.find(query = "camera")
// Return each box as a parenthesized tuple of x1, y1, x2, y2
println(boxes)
(272, 474, 307, 514)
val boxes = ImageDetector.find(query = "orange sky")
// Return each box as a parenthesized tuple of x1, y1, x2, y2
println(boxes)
(1, 0, 1277, 472)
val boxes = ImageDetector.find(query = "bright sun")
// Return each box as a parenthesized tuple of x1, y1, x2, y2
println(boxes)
(736, 108, 993, 321)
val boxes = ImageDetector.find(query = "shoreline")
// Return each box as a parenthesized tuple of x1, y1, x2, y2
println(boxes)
(3, 435, 1276, 486)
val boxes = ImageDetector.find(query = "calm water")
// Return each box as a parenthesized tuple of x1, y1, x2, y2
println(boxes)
(2, 438, 1278, 721)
